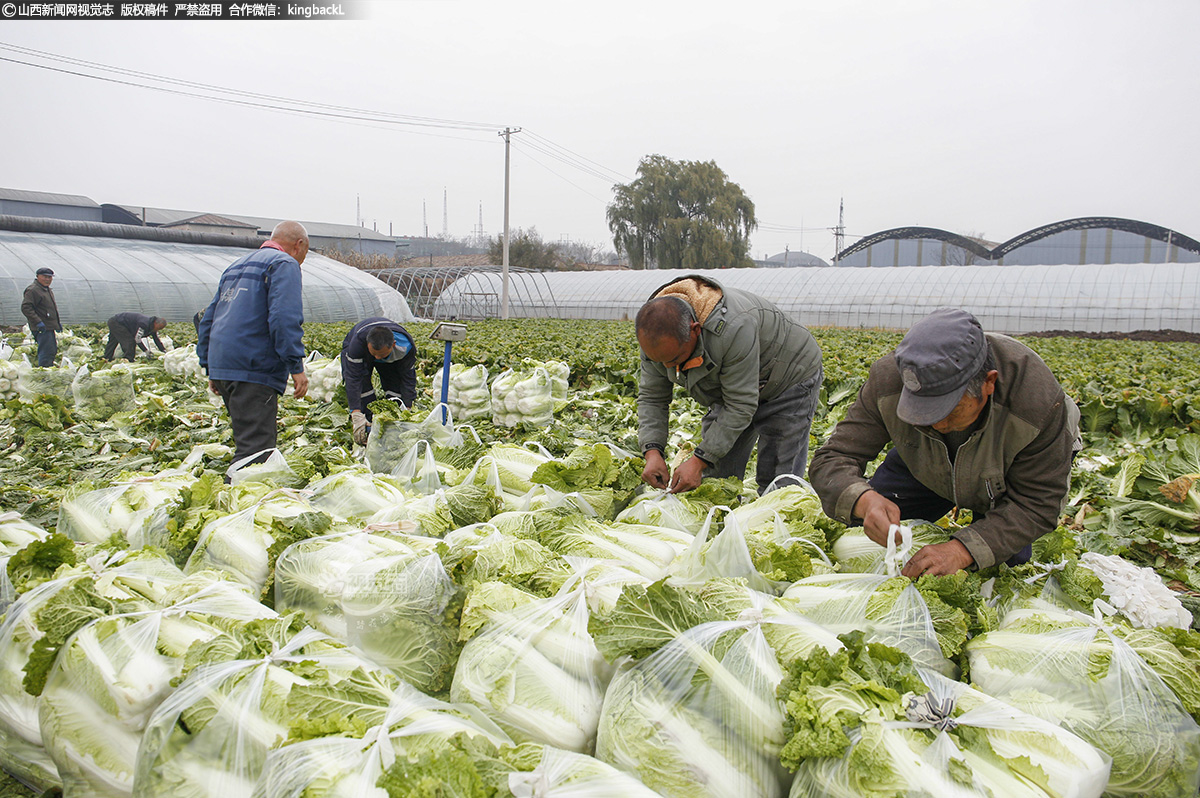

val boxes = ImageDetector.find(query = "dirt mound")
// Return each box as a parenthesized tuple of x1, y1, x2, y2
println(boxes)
(1023, 329, 1200, 344)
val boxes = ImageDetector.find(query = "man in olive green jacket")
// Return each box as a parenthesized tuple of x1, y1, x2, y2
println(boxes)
(809, 308, 1081, 577)
(21, 267, 61, 367)
(637, 274, 823, 495)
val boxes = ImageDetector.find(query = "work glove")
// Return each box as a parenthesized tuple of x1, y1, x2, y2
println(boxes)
(351, 410, 370, 446)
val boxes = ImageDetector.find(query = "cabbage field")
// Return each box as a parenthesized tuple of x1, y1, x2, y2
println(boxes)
(1, 319, 1200, 798)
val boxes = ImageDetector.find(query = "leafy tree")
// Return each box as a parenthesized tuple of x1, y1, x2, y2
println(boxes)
(488, 227, 560, 270)
(607, 155, 757, 269)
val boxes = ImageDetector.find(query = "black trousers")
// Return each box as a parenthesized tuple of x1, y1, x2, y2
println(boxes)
(868, 448, 1032, 566)
(104, 319, 139, 361)
(212, 379, 279, 465)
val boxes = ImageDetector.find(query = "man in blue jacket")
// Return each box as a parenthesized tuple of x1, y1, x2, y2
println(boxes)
(197, 221, 310, 466)
(341, 317, 417, 445)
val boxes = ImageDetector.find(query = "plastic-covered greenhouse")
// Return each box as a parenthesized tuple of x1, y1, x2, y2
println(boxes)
(429, 265, 1200, 333)
(0, 219, 413, 326)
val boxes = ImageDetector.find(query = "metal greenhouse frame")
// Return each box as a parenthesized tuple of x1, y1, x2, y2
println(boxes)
(369, 266, 560, 320)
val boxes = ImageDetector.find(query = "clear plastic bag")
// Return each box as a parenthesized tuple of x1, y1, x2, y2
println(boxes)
(451, 576, 614, 752)
(779, 572, 958, 677)
(433, 363, 492, 421)
(595, 615, 793, 798)
(966, 600, 1200, 797)
(71, 363, 137, 421)
(274, 530, 425, 639)
(133, 628, 385, 798)
(38, 580, 275, 798)
(256, 680, 513, 798)
(227, 448, 298, 487)
(510, 746, 669, 798)
(365, 405, 462, 475)
(0, 551, 186, 794)
(17, 363, 76, 403)
(340, 546, 462, 695)
(307, 465, 409, 521)
(491, 367, 554, 428)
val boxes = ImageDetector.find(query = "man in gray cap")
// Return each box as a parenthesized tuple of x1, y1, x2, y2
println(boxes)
(21, 267, 61, 367)
(809, 308, 1080, 577)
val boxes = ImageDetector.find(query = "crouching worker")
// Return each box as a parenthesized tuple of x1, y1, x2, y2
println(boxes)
(104, 312, 167, 361)
(809, 308, 1081, 578)
(341, 317, 417, 445)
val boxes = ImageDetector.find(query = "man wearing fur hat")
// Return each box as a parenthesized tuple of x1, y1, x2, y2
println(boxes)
(636, 274, 823, 495)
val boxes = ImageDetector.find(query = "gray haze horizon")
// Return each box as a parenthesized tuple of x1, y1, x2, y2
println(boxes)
(2, 0, 1197, 263)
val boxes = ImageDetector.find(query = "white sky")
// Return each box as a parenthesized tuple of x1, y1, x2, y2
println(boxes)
(2, 0, 1198, 262)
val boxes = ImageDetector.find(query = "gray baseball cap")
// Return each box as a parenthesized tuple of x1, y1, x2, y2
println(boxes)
(894, 308, 987, 426)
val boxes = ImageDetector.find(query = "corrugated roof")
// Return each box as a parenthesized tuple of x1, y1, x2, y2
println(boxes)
(0, 187, 101, 208)
(162, 214, 258, 229)
(110, 204, 392, 242)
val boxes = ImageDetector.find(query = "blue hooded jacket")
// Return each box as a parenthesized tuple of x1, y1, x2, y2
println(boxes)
(197, 243, 305, 393)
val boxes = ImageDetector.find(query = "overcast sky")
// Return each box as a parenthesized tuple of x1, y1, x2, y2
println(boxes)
(2, 0, 1198, 262)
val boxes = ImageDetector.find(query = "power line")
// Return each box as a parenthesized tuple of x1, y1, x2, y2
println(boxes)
(0, 42, 503, 133)
(509, 142, 610, 203)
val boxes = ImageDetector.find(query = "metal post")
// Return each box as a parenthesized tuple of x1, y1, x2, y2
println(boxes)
(440, 340, 453, 424)
(499, 126, 521, 320)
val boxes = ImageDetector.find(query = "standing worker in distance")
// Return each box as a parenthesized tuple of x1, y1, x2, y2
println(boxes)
(103, 312, 168, 361)
(21, 267, 61, 367)
(809, 308, 1081, 578)
(341, 317, 417, 445)
(636, 274, 823, 495)
(197, 221, 310, 466)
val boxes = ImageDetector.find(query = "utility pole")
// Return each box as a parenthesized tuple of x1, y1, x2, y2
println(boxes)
(833, 197, 845, 264)
(499, 126, 521, 319)
(422, 201, 428, 238)
(442, 187, 448, 239)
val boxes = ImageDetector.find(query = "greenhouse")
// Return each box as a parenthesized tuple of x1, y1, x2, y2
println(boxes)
(0, 218, 413, 326)
(429, 264, 1200, 333)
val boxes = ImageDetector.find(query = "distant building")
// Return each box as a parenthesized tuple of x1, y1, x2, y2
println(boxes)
(160, 214, 259, 237)
(102, 203, 396, 257)
(835, 218, 1200, 267)
(755, 250, 829, 268)
(0, 188, 102, 223)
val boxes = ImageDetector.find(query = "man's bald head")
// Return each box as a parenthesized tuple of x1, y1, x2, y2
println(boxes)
(270, 221, 310, 265)
(636, 296, 694, 345)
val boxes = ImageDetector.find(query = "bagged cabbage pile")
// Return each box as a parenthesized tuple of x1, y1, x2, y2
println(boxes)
(0, 358, 20, 401)
(72, 363, 136, 421)
(256, 680, 514, 798)
(185, 488, 334, 597)
(433, 363, 491, 421)
(133, 618, 397, 798)
(0, 548, 188, 793)
(276, 530, 462, 694)
(38, 578, 275, 798)
(491, 366, 554, 428)
(965, 595, 1200, 797)
(595, 611, 812, 798)
(780, 634, 1110, 798)
(521, 357, 569, 400)
(163, 345, 204, 380)
(452, 575, 614, 752)
(303, 356, 342, 402)
(366, 405, 462, 476)
(17, 363, 76, 403)
(0, 512, 48, 612)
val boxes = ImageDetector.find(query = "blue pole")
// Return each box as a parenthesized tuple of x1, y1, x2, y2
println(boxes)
(440, 340, 453, 424)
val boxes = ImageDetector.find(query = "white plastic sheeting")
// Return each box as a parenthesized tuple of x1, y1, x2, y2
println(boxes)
(0, 230, 413, 325)
(431, 265, 1200, 334)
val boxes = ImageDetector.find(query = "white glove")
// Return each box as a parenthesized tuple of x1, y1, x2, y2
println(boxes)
(351, 410, 370, 445)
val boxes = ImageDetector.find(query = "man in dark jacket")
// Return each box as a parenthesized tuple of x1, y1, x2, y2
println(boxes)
(340, 317, 417, 445)
(21, 267, 61, 367)
(197, 221, 309, 466)
(637, 274, 823, 494)
(809, 308, 1081, 578)
(103, 313, 167, 361)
